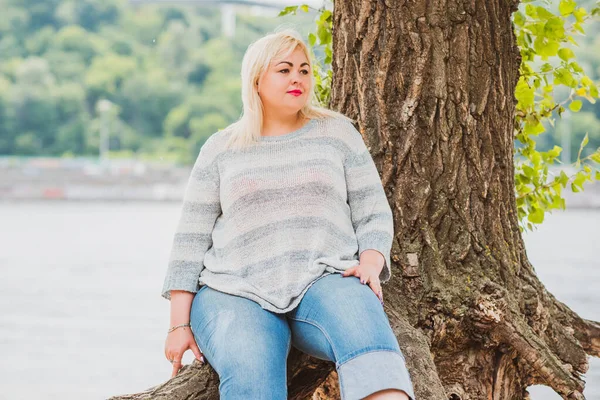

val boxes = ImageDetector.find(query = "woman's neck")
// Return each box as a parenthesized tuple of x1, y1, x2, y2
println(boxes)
(261, 113, 306, 137)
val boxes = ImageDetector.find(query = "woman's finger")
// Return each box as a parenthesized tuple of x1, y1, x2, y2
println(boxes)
(341, 266, 356, 277)
(171, 359, 182, 378)
(359, 274, 370, 285)
(369, 280, 383, 303)
(190, 341, 205, 363)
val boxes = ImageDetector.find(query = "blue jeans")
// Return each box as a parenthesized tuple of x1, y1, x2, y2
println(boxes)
(190, 272, 415, 400)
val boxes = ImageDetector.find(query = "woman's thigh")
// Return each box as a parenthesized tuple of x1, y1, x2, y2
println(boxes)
(190, 285, 292, 400)
(287, 273, 414, 400)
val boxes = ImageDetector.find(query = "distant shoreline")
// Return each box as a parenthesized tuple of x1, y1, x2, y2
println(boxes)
(2, 157, 599, 206)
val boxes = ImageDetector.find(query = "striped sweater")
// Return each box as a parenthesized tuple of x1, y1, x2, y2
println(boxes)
(161, 116, 394, 313)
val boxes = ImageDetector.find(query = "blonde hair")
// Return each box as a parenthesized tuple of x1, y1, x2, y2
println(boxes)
(223, 27, 352, 151)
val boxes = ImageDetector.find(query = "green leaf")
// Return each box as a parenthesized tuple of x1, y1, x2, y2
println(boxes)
(559, 0, 577, 16)
(300, 4, 309, 12)
(573, 7, 587, 22)
(537, 6, 555, 20)
(278, 6, 298, 16)
(559, 170, 569, 186)
(317, 24, 331, 45)
(558, 48, 575, 61)
(580, 132, 589, 148)
(573, 22, 585, 34)
(570, 62, 583, 73)
(514, 11, 526, 27)
(524, 121, 546, 136)
(515, 78, 535, 108)
(555, 68, 576, 87)
(544, 17, 565, 39)
(534, 36, 560, 57)
(528, 207, 545, 224)
(569, 100, 582, 112)
(581, 76, 593, 87)
(523, 165, 536, 178)
(525, 4, 538, 18)
(308, 33, 316, 46)
(547, 145, 562, 158)
(573, 171, 587, 188)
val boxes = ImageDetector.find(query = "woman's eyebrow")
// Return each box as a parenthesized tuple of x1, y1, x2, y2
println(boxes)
(276, 61, 310, 68)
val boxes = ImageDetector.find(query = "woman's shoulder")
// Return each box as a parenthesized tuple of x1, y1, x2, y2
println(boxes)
(315, 114, 363, 147)
(200, 123, 237, 154)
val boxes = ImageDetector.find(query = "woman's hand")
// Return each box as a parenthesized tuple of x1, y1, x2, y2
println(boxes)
(164, 325, 204, 378)
(341, 262, 384, 304)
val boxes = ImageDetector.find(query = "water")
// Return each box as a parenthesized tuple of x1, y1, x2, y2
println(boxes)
(0, 202, 597, 399)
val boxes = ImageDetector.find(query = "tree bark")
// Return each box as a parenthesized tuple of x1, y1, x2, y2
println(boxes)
(111, 1, 600, 399)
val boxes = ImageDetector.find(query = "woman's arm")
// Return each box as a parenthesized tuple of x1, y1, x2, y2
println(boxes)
(161, 134, 222, 300)
(169, 290, 195, 325)
(342, 119, 395, 283)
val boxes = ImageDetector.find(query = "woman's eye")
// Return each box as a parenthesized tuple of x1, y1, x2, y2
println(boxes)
(279, 69, 310, 75)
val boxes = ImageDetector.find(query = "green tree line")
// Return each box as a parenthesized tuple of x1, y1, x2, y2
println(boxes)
(0, 0, 314, 163)
(0, 0, 598, 168)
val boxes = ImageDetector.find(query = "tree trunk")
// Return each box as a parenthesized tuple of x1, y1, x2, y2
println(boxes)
(111, 1, 600, 399)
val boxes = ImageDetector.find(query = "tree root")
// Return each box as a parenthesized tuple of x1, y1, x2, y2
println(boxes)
(470, 280, 599, 400)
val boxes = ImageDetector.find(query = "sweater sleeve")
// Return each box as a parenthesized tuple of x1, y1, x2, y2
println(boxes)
(161, 135, 222, 300)
(342, 120, 395, 283)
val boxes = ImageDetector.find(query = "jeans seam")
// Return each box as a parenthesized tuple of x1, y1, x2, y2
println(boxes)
(286, 316, 338, 361)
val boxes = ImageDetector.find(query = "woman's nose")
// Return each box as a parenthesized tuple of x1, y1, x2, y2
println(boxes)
(291, 70, 304, 83)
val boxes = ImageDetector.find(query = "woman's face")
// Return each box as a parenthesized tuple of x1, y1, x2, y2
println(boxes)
(257, 47, 312, 117)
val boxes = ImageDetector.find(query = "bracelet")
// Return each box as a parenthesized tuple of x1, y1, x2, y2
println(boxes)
(168, 323, 191, 333)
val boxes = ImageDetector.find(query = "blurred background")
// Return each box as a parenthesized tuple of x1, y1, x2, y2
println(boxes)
(0, 0, 597, 399)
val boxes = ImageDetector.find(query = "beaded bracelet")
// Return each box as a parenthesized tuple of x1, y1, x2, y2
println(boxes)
(168, 323, 191, 333)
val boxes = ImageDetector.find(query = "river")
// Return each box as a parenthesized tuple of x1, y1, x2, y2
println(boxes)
(0, 202, 597, 399)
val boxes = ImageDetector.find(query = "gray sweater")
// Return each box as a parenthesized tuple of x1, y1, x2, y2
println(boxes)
(161, 116, 394, 313)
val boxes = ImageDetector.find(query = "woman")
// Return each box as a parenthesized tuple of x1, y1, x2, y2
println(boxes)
(162, 28, 415, 400)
